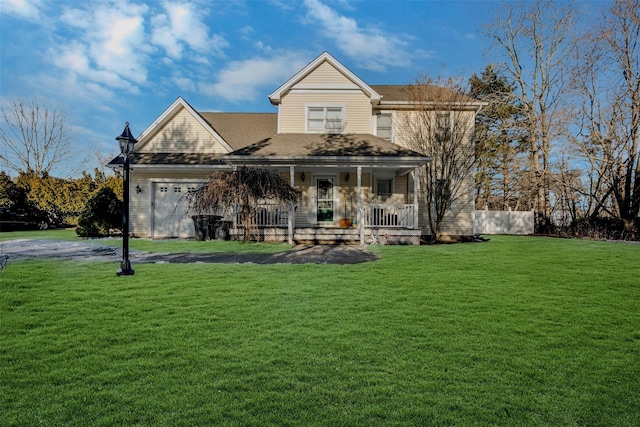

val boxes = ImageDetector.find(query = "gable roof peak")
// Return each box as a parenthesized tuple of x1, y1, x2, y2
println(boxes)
(132, 96, 234, 153)
(268, 51, 381, 105)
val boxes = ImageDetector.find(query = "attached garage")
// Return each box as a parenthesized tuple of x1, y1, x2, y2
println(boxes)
(151, 181, 201, 238)
(106, 98, 278, 239)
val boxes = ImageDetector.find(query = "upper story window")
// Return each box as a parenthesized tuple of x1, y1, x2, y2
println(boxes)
(376, 113, 393, 141)
(307, 106, 344, 133)
(436, 112, 451, 141)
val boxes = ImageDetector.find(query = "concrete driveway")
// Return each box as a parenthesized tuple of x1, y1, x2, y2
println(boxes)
(0, 239, 380, 265)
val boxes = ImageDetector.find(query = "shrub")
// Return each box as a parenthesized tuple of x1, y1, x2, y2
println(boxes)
(76, 187, 121, 237)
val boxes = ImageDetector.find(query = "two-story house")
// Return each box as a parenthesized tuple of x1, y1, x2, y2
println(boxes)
(109, 52, 482, 244)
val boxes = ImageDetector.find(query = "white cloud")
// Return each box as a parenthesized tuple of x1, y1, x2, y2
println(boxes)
(204, 53, 308, 102)
(266, 0, 295, 11)
(55, 1, 150, 89)
(173, 76, 197, 92)
(0, 0, 44, 22)
(151, 1, 228, 60)
(302, 0, 416, 71)
(240, 25, 254, 40)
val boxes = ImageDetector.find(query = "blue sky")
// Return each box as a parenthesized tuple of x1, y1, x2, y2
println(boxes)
(0, 0, 605, 176)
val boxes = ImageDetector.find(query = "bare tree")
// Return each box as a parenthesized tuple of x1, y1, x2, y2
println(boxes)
(187, 167, 300, 241)
(395, 77, 480, 242)
(488, 0, 575, 232)
(0, 99, 76, 176)
(570, 0, 640, 235)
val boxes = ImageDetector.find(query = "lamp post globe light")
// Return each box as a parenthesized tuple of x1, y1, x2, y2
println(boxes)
(116, 122, 137, 276)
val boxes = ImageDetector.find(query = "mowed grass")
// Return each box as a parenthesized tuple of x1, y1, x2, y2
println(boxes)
(1, 235, 639, 426)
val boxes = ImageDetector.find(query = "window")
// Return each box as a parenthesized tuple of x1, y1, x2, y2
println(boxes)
(377, 113, 392, 141)
(376, 179, 393, 202)
(307, 106, 344, 133)
(436, 112, 451, 141)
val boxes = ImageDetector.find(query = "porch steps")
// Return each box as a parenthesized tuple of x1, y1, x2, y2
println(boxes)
(295, 227, 422, 245)
(230, 227, 422, 245)
(294, 227, 361, 245)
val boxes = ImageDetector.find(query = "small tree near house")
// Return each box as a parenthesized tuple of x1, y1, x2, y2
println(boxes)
(395, 77, 480, 242)
(187, 167, 300, 241)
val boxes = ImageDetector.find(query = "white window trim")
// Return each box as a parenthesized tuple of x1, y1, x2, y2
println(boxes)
(305, 103, 346, 134)
(435, 111, 452, 141)
(375, 111, 394, 142)
(375, 177, 394, 203)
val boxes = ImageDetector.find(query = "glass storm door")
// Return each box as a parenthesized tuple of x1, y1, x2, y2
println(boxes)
(316, 178, 334, 222)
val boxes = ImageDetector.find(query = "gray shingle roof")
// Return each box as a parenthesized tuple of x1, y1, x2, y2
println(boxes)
(108, 152, 226, 166)
(225, 133, 424, 158)
(371, 84, 479, 104)
(199, 112, 277, 150)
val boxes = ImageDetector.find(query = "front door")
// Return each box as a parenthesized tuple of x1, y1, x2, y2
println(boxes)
(316, 178, 334, 223)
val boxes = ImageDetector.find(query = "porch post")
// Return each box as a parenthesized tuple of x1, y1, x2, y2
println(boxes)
(357, 166, 364, 245)
(413, 167, 419, 229)
(289, 166, 295, 245)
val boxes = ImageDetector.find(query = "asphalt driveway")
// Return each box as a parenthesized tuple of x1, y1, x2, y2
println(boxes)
(0, 239, 380, 265)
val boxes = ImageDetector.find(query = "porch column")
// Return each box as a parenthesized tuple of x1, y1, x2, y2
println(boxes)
(413, 167, 419, 229)
(288, 166, 295, 245)
(357, 166, 364, 245)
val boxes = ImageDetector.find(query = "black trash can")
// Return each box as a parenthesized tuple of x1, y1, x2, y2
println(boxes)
(191, 215, 221, 241)
(213, 219, 231, 240)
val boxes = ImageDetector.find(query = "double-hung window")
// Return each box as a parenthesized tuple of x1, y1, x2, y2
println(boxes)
(307, 106, 344, 133)
(376, 112, 393, 141)
(436, 112, 451, 142)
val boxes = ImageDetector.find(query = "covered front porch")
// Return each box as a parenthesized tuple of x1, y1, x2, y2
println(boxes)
(221, 132, 430, 245)
(224, 165, 424, 245)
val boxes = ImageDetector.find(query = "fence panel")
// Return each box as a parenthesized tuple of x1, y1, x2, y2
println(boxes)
(474, 210, 534, 235)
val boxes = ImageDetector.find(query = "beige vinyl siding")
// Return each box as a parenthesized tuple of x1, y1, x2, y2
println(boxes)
(293, 172, 313, 226)
(436, 174, 475, 236)
(416, 175, 475, 239)
(296, 61, 358, 86)
(140, 108, 228, 154)
(434, 110, 475, 237)
(393, 175, 408, 204)
(394, 109, 476, 238)
(278, 92, 372, 133)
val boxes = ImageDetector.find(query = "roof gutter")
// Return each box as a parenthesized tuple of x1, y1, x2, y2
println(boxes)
(221, 154, 431, 168)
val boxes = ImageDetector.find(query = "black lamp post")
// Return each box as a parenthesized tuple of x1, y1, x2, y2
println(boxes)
(116, 122, 137, 276)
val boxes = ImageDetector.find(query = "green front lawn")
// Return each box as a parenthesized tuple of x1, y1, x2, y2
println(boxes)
(1, 236, 639, 425)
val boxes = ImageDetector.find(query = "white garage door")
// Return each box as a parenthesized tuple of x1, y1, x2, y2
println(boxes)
(153, 182, 199, 238)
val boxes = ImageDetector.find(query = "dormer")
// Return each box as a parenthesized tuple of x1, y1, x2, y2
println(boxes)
(269, 52, 382, 134)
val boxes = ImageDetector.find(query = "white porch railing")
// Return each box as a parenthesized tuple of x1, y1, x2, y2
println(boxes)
(364, 204, 416, 228)
(235, 203, 417, 229)
(236, 204, 289, 227)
